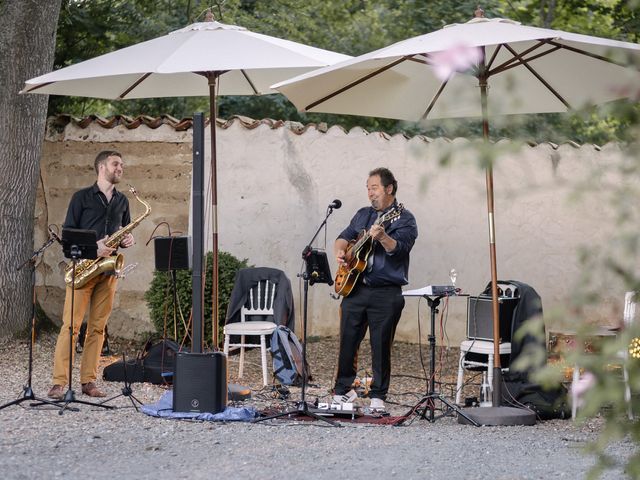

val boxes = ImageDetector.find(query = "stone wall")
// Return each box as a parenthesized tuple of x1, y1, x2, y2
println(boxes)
(35, 116, 630, 345)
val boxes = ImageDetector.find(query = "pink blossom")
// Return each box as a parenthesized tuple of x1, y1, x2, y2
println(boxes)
(571, 371, 596, 409)
(430, 44, 483, 81)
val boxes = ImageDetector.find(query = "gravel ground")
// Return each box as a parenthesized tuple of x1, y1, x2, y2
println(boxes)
(0, 333, 636, 480)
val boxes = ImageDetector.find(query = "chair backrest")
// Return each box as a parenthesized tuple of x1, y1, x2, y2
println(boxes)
(241, 279, 276, 322)
(624, 291, 637, 328)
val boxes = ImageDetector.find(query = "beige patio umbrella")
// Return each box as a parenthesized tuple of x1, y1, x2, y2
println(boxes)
(22, 11, 350, 351)
(273, 8, 640, 423)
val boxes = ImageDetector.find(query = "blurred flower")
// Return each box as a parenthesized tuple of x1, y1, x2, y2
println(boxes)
(430, 44, 482, 81)
(571, 370, 596, 409)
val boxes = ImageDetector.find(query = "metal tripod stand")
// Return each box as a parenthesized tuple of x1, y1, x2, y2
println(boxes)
(46, 229, 116, 414)
(254, 205, 340, 427)
(401, 294, 478, 426)
(101, 352, 144, 411)
(0, 233, 65, 412)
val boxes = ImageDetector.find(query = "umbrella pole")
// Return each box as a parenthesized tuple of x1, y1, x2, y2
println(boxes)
(479, 76, 503, 407)
(458, 55, 535, 426)
(209, 73, 220, 351)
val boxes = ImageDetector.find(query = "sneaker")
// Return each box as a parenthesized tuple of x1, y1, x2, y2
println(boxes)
(369, 398, 385, 412)
(332, 389, 357, 404)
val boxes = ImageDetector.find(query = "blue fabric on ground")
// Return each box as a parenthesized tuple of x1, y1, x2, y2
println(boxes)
(141, 390, 257, 421)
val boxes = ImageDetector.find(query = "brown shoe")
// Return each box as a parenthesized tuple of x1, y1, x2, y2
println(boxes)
(81, 382, 106, 398)
(47, 384, 65, 400)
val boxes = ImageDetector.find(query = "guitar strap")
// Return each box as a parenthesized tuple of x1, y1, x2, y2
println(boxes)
(366, 210, 383, 273)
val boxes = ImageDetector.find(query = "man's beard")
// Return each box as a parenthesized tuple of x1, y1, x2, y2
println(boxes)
(106, 171, 122, 184)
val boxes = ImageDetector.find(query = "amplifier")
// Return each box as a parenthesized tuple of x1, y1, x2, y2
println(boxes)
(467, 295, 519, 342)
(173, 352, 227, 414)
(154, 236, 191, 271)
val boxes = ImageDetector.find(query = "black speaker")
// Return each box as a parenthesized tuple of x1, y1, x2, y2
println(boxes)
(154, 236, 191, 271)
(173, 352, 227, 413)
(467, 295, 519, 342)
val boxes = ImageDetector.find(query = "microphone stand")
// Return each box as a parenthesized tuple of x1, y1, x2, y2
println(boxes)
(254, 204, 340, 426)
(0, 234, 65, 411)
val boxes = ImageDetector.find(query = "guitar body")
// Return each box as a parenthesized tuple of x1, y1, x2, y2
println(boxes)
(334, 233, 373, 297)
(333, 203, 404, 298)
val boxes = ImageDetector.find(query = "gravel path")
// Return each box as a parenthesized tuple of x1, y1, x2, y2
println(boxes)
(0, 334, 635, 480)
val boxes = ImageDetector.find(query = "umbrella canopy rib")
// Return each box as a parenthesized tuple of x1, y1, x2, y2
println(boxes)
(548, 40, 640, 69)
(118, 73, 152, 99)
(486, 43, 503, 70)
(421, 79, 450, 120)
(305, 56, 409, 111)
(489, 41, 555, 74)
(240, 70, 259, 95)
(502, 43, 571, 109)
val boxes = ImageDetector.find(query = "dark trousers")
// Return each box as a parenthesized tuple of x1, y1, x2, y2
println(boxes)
(334, 284, 405, 400)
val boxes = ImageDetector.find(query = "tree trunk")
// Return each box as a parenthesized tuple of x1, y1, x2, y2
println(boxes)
(0, 1, 62, 337)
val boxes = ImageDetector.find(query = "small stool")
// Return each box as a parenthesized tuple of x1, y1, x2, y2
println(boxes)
(455, 340, 511, 405)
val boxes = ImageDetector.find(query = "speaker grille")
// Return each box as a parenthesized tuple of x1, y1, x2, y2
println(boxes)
(173, 352, 227, 413)
(154, 236, 191, 271)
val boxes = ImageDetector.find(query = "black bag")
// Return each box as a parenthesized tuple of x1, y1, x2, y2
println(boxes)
(501, 372, 571, 420)
(102, 357, 145, 383)
(103, 338, 180, 385)
(140, 338, 180, 384)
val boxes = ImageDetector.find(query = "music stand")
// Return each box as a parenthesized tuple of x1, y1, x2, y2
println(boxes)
(400, 291, 479, 426)
(55, 228, 114, 414)
(255, 207, 340, 427)
(0, 232, 65, 412)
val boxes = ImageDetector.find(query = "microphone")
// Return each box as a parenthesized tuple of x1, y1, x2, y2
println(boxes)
(48, 227, 62, 245)
(328, 199, 342, 210)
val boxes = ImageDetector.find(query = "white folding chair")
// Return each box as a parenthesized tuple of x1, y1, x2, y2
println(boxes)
(455, 339, 511, 405)
(223, 279, 278, 386)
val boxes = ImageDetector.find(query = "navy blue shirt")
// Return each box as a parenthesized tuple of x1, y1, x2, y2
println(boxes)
(338, 201, 418, 287)
(63, 183, 131, 239)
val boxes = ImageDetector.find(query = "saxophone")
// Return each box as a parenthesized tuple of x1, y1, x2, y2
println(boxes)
(64, 185, 151, 288)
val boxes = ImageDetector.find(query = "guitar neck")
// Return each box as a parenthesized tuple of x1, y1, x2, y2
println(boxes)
(350, 211, 393, 253)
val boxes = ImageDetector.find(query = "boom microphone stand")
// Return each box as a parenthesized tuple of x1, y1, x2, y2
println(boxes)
(255, 201, 341, 427)
(0, 231, 64, 411)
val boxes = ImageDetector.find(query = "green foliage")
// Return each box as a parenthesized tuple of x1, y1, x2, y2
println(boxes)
(144, 251, 249, 348)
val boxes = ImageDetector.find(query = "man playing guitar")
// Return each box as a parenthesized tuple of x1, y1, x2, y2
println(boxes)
(332, 167, 418, 412)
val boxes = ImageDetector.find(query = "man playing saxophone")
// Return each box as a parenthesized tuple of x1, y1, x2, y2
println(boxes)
(48, 150, 134, 400)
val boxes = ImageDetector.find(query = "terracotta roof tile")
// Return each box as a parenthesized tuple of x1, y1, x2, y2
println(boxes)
(47, 114, 600, 149)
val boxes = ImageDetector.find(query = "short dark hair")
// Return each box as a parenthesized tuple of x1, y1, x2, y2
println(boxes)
(94, 150, 122, 174)
(369, 167, 397, 195)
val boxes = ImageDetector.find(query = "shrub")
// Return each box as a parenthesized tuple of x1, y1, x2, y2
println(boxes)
(145, 251, 249, 348)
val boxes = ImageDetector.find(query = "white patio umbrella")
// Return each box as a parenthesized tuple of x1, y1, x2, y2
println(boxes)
(273, 8, 640, 422)
(22, 10, 350, 351)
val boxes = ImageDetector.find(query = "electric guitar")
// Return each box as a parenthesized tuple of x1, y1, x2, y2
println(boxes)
(334, 204, 404, 297)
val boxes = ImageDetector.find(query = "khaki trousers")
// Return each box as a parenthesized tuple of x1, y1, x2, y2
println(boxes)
(52, 273, 117, 386)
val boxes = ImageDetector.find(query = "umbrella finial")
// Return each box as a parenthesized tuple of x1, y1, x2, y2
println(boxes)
(205, 8, 215, 22)
(474, 6, 485, 18)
